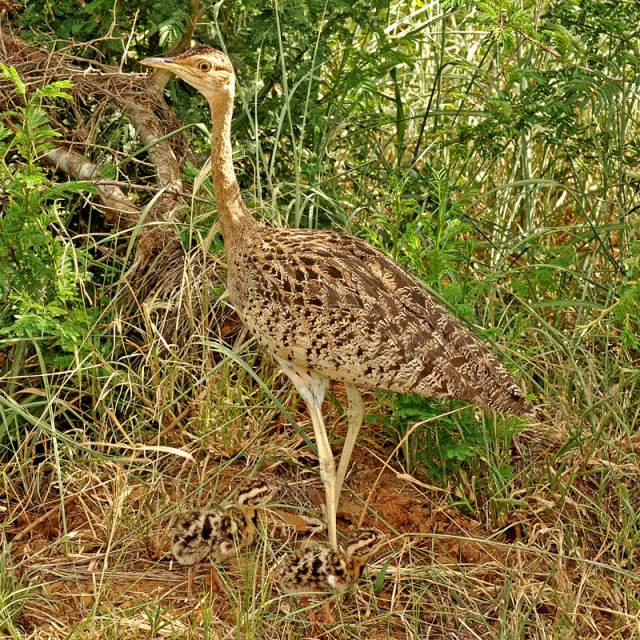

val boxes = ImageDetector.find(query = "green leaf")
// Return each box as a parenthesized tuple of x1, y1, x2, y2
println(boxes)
(33, 79, 74, 102)
(0, 64, 26, 99)
(372, 558, 391, 594)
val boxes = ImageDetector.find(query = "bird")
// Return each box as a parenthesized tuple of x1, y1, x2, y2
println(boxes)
(277, 527, 387, 594)
(141, 46, 532, 548)
(277, 527, 387, 623)
(171, 478, 275, 591)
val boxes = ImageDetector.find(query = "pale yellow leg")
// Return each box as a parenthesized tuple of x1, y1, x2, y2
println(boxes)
(335, 384, 364, 505)
(306, 398, 337, 547)
(275, 358, 338, 547)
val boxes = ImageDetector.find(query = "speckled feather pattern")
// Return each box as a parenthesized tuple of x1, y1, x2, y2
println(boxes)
(171, 507, 253, 564)
(171, 479, 275, 566)
(145, 45, 529, 416)
(278, 546, 351, 594)
(277, 528, 386, 594)
(228, 228, 531, 415)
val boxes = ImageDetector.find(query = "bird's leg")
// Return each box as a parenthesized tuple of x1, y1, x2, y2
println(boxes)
(187, 566, 194, 596)
(275, 358, 337, 547)
(306, 394, 338, 547)
(301, 596, 317, 624)
(320, 599, 335, 624)
(335, 384, 364, 506)
(209, 565, 225, 592)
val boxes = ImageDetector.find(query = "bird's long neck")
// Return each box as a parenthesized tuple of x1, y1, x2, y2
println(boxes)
(208, 85, 256, 245)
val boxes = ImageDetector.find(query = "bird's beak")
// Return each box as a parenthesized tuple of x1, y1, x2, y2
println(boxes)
(140, 56, 177, 70)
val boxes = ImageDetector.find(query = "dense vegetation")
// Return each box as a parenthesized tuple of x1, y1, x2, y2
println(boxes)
(1, 1, 639, 638)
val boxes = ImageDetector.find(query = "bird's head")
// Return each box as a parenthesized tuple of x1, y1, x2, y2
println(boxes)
(345, 527, 387, 577)
(141, 45, 234, 100)
(235, 478, 277, 508)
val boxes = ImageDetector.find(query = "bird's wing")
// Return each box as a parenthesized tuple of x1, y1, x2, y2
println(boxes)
(238, 229, 528, 414)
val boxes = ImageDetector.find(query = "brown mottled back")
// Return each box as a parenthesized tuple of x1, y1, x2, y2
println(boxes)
(277, 527, 386, 594)
(229, 227, 530, 415)
(143, 44, 530, 419)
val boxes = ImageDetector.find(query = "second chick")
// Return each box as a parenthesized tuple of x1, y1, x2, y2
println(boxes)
(171, 478, 275, 591)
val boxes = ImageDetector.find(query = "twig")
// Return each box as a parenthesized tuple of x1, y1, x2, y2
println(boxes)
(44, 146, 140, 229)
(149, 0, 206, 92)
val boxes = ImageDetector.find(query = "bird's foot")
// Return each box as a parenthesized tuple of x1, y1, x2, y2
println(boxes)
(302, 597, 334, 625)
(208, 566, 225, 592)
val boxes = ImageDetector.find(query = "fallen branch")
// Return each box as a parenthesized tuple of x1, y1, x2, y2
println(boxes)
(0, 25, 238, 347)
(44, 145, 140, 229)
(0, 27, 190, 274)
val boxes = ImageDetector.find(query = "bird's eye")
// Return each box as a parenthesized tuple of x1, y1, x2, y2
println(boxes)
(197, 61, 212, 72)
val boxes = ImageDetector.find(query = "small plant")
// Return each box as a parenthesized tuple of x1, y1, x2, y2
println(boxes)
(361, 169, 481, 323)
(615, 242, 640, 352)
(378, 395, 477, 478)
(0, 65, 93, 370)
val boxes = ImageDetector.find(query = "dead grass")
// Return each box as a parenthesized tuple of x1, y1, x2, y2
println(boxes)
(3, 370, 640, 639)
(2, 197, 638, 638)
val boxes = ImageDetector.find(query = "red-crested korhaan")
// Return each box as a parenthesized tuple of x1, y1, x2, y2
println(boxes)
(142, 46, 531, 548)
(171, 478, 275, 590)
(277, 527, 387, 595)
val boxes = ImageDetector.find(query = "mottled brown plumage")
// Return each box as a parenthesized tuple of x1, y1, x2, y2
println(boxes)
(277, 527, 387, 594)
(171, 479, 275, 590)
(142, 47, 531, 548)
(235, 229, 527, 412)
